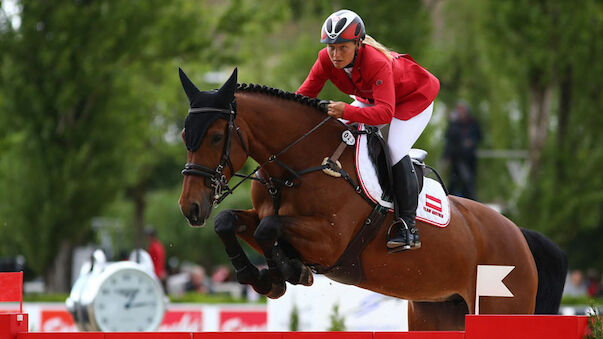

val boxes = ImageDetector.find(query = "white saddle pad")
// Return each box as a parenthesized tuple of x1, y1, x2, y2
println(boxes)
(354, 123, 450, 228)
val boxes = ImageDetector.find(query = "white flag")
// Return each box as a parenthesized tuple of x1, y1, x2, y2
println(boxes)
(475, 265, 515, 314)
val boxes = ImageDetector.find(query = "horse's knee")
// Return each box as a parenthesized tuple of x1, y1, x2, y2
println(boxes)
(214, 210, 238, 236)
(254, 216, 282, 245)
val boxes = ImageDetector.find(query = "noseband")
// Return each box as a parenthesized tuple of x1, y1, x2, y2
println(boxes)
(182, 103, 249, 205)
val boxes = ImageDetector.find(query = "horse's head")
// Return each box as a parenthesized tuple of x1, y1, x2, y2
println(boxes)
(178, 68, 240, 226)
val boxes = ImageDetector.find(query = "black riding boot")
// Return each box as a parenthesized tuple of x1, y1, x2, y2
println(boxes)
(386, 155, 421, 252)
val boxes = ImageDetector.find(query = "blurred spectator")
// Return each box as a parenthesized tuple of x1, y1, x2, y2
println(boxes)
(0, 255, 25, 272)
(598, 273, 603, 297)
(443, 101, 482, 200)
(186, 265, 208, 293)
(167, 256, 181, 276)
(146, 227, 166, 288)
(211, 265, 232, 283)
(563, 270, 588, 297)
(586, 269, 600, 297)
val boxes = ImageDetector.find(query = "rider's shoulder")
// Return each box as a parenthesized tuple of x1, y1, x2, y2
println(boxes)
(317, 48, 332, 63)
(360, 45, 391, 69)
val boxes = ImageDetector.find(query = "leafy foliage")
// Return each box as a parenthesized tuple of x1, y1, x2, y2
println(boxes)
(587, 302, 603, 339)
(0, 0, 288, 290)
(328, 303, 346, 331)
(289, 303, 300, 331)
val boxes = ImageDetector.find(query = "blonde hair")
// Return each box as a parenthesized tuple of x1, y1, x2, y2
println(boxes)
(362, 35, 394, 61)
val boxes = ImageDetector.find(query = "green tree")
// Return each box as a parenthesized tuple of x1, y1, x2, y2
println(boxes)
(484, 0, 603, 266)
(0, 0, 289, 291)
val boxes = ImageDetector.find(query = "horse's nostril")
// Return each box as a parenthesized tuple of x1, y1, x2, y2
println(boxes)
(190, 202, 200, 220)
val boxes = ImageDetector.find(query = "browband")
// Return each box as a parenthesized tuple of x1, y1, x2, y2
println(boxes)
(188, 107, 233, 114)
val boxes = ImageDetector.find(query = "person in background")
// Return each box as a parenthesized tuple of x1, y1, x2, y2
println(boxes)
(146, 227, 167, 289)
(563, 270, 588, 297)
(443, 101, 481, 200)
(186, 265, 208, 293)
(586, 269, 600, 297)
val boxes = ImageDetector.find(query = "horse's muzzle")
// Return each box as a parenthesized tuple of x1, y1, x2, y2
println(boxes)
(180, 199, 211, 227)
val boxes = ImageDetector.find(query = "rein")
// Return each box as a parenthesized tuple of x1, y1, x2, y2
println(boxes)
(182, 100, 338, 210)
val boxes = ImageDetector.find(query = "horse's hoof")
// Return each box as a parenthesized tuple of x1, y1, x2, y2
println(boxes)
(299, 265, 314, 286)
(251, 269, 272, 295)
(236, 265, 259, 285)
(266, 282, 287, 299)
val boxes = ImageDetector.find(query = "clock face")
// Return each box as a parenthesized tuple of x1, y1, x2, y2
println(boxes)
(92, 268, 164, 332)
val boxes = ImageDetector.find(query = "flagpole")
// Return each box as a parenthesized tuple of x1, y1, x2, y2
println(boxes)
(19, 271, 23, 313)
(475, 287, 480, 315)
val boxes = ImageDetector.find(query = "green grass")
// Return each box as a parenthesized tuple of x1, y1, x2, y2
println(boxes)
(562, 295, 603, 306)
(23, 293, 594, 306)
(168, 292, 266, 304)
(23, 292, 265, 304)
(23, 293, 70, 302)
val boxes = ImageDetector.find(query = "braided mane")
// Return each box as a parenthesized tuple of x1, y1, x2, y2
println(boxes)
(236, 83, 326, 112)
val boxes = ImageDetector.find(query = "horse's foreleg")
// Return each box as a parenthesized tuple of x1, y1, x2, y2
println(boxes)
(254, 216, 313, 297)
(214, 209, 272, 295)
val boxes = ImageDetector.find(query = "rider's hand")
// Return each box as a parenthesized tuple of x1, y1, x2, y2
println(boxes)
(327, 101, 346, 119)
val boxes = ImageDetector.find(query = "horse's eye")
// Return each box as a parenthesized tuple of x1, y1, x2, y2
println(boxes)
(210, 133, 223, 145)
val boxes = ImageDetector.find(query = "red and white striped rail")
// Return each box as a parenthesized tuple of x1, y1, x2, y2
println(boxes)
(0, 312, 589, 339)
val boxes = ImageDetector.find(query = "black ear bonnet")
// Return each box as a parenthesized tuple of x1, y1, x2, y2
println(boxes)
(179, 68, 237, 151)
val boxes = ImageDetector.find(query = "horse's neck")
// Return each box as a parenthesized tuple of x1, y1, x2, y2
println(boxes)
(237, 93, 339, 170)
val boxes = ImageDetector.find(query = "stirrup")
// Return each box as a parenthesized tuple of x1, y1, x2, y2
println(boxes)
(409, 229, 421, 249)
(386, 218, 411, 253)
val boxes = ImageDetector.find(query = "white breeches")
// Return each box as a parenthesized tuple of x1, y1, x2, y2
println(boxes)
(350, 100, 433, 164)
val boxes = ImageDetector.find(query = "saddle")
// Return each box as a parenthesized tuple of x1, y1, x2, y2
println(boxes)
(312, 123, 449, 285)
(362, 124, 427, 198)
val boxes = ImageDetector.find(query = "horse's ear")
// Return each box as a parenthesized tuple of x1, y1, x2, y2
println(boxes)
(218, 68, 238, 99)
(179, 68, 200, 105)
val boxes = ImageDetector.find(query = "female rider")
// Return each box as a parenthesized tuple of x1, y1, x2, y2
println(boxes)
(297, 9, 440, 252)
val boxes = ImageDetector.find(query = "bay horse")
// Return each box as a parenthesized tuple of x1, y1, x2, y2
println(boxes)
(177, 68, 567, 330)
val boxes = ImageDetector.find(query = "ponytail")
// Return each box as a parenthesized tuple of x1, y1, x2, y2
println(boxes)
(362, 35, 394, 61)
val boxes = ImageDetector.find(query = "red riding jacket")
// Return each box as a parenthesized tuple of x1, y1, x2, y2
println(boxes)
(297, 45, 440, 125)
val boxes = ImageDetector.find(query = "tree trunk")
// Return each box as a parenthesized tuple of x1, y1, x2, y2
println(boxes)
(422, 0, 445, 43)
(45, 240, 72, 293)
(528, 82, 554, 178)
(133, 184, 146, 254)
(556, 65, 572, 180)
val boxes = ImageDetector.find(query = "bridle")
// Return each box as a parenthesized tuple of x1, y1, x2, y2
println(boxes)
(182, 98, 344, 213)
(182, 103, 250, 206)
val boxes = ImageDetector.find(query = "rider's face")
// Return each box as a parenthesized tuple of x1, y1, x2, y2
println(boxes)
(327, 42, 356, 69)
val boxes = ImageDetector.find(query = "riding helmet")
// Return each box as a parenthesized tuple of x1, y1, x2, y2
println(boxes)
(320, 9, 366, 44)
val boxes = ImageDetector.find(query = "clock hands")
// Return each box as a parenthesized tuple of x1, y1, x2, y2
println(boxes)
(116, 288, 155, 309)
(117, 288, 140, 309)
(129, 301, 155, 308)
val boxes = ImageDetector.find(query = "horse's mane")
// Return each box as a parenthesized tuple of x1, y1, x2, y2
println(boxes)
(236, 83, 326, 113)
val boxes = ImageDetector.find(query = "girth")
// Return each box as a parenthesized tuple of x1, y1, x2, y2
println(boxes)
(310, 203, 389, 285)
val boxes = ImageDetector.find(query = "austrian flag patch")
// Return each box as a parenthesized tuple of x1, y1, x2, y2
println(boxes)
(416, 180, 450, 227)
(426, 194, 443, 213)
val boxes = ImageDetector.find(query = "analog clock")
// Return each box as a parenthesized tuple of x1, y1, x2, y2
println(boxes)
(67, 249, 166, 332)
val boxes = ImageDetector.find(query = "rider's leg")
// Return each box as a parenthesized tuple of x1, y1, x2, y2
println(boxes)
(386, 102, 433, 252)
(387, 155, 420, 250)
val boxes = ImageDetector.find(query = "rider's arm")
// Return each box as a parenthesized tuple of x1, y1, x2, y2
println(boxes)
(296, 51, 329, 98)
(343, 62, 395, 125)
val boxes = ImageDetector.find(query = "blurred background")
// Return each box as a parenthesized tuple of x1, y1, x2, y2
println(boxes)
(0, 0, 601, 306)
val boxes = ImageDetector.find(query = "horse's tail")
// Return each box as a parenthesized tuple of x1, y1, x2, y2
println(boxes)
(520, 228, 568, 314)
